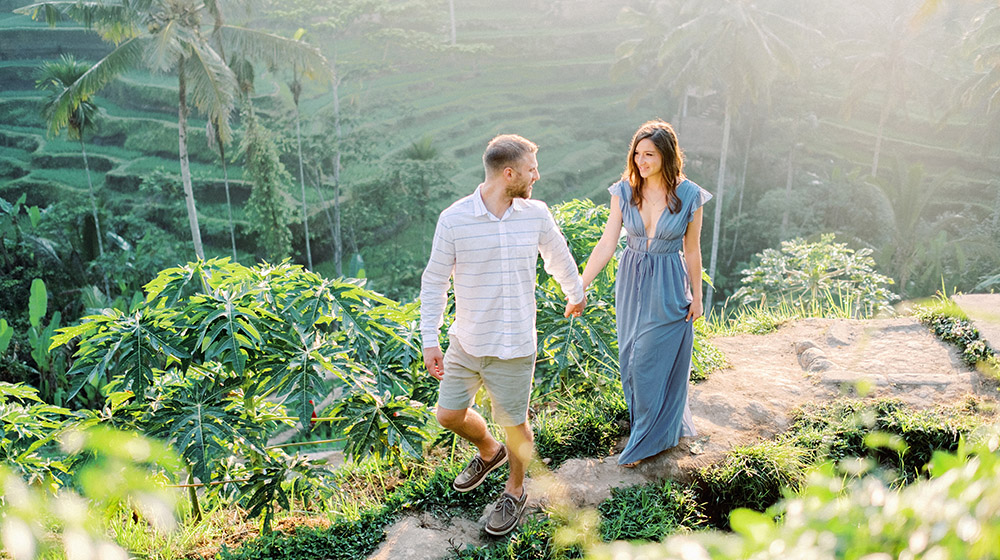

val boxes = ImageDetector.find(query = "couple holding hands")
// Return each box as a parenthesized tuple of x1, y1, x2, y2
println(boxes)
(419, 120, 712, 536)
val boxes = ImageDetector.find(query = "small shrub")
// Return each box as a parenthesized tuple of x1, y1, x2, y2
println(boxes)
(914, 305, 998, 369)
(732, 233, 898, 318)
(694, 440, 807, 528)
(787, 398, 978, 484)
(591, 441, 1000, 559)
(533, 391, 628, 469)
(598, 480, 706, 541)
(692, 318, 726, 381)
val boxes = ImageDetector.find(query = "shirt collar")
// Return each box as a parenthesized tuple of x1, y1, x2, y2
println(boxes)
(472, 184, 489, 217)
(472, 184, 530, 218)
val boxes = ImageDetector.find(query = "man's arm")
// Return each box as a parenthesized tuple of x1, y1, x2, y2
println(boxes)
(537, 208, 585, 313)
(420, 217, 455, 379)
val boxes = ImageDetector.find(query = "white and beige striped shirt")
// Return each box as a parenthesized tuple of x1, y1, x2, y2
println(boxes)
(420, 186, 584, 359)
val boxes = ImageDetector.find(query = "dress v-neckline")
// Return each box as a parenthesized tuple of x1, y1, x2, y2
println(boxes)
(640, 206, 666, 238)
(637, 197, 672, 250)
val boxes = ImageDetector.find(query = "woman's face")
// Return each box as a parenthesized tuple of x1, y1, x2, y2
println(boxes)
(634, 137, 662, 179)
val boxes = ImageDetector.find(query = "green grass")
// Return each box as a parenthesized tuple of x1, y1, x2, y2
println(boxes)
(533, 390, 628, 469)
(25, 166, 101, 190)
(598, 480, 706, 542)
(702, 297, 872, 337)
(692, 397, 989, 529)
(695, 439, 808, 528)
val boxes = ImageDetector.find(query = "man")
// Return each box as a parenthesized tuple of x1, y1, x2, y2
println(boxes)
(420, 134, 585, 536)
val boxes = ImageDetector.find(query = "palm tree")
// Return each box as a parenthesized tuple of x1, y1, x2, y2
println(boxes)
(18, 0, 329, 260)
(448, 0, 456, 45)
(616, 0, 806, 310)
(206, 117, 237, 260)
(36, 54, 111, 298)
(870, 160, 949, 296)
(287, 27, 314, 270)
(839, 2, 930, 178)
(959, 5, 1000, 150)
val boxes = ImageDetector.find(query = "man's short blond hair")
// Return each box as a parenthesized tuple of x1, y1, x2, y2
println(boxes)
(483, 134, 538, 176)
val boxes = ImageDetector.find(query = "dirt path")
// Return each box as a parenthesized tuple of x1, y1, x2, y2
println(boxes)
(368, 316, 998, 560)
(953, 294, 1000, 351)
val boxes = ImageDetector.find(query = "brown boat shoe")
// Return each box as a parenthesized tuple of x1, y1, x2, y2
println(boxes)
(484, 489, 527, 536)
(453, 445, 508, 493)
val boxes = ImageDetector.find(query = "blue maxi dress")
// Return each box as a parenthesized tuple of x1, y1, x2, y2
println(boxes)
(610, 178, 713, 465)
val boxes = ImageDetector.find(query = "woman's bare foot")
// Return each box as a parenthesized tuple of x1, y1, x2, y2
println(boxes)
(621, 459, 643, 468)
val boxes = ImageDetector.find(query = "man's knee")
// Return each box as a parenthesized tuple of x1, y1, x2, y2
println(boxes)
(504, 422, 534, 456)
(436, 407, 467, 430)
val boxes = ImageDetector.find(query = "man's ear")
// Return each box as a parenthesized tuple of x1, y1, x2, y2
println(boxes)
(503, 167, 514, 180)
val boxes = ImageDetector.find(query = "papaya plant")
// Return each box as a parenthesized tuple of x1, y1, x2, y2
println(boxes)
(0, 426, 181, 560)
(51, 258, 433, 528)
(537, 199, 725, 393)
(534, 199, 622, 395)
(0, 382, 72, 488)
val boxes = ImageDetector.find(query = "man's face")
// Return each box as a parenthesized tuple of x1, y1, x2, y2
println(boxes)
(505, 153, 540, 199)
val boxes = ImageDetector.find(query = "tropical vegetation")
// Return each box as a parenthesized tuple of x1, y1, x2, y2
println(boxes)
(2, 0, 1000, 557)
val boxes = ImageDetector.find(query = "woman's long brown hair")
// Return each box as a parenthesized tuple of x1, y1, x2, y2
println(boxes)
(623, 120, 685, 213)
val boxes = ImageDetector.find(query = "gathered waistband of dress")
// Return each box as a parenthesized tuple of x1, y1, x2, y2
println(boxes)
(624, 238, 684, 254)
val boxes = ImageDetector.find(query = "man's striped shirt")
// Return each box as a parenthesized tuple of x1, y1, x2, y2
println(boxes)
(420, 186, 584, 359)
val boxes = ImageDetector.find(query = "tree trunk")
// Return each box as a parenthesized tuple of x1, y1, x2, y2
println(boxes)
(705, 94, 732, 312)
(80, 138, 110, 298)
(217, 134, 237, 261)
(726, 122, 753, 269)
(781, 143, 795, 240)
(333, 154, 343, 277)
(295, 103, 312, 270)
(331, 61, 344, 277)
(177, 59, 205, 260)
(871, 93, 891, 178)
(992, 181, 1000, 230)
(448, 0, 457, 46)
(314, 162, 341, 275)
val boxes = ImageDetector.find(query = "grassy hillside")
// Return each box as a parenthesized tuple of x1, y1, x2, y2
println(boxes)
(1, 0, 997, 300)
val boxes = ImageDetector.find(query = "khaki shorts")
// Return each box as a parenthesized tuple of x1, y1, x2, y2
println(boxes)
(437, 338, 535, 427)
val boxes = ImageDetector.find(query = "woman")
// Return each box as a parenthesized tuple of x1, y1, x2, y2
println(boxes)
(580, 120, 712, 467)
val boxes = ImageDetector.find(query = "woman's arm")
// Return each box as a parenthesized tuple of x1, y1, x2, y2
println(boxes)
(683, 206, 705, 322)
(580, 196, 624, 290)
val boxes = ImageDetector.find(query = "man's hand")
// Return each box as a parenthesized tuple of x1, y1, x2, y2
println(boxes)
(564, 295, 586, 318)
(424, 346, 445, 380)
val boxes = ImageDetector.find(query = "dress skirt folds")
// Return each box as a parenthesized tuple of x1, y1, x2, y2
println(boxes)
(609, 178, 713, 465)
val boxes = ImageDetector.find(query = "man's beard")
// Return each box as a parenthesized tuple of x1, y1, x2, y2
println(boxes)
(505, 175, 533, 199)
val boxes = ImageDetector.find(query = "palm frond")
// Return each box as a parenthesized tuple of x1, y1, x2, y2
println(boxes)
(146, 18, 185, 73)
(217, 25, 332, 82)
(183, 44, 238, 144)
(16, 1, 142, 43)
(36, 55, 100, 137)
(43, 37, 145, 140)
(14, 1, 72, 26)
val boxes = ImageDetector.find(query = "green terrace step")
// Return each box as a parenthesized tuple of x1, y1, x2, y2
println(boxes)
(0, 27, 110, 62)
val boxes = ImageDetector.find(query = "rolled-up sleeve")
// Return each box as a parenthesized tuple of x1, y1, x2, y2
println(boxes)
(419, 217, 455, 348)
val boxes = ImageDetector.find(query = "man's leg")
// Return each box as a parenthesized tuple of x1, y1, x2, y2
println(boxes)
(502, 421, 533, 497)
(436, 406, 503, 462)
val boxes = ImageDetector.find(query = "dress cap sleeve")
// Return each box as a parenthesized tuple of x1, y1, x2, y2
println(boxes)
(607, 179, 629, 200)
(686, 181, 713, 223)
(608, 179, 631, 213)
